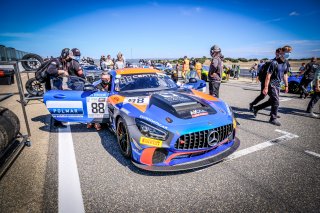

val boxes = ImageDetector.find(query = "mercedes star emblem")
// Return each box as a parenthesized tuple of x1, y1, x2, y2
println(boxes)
(207, 130, 219, 147)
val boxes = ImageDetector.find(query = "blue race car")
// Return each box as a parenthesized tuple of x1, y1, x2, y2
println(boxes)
(44, 68, 239, 171)
(286, 74, 311, 94)
(180, 70, 207, 92)
(82, 64, 102, 83)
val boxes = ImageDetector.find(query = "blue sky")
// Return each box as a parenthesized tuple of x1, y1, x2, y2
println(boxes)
(1, 0, 319, 59)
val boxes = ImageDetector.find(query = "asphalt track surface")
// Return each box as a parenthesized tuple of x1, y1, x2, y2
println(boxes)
(1, 79, 320, 212)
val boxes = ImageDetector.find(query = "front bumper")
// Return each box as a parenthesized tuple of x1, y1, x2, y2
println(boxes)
(132, 137, 240, 172)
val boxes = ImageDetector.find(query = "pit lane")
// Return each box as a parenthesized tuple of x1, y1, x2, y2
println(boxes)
(1, 79, 319, 212)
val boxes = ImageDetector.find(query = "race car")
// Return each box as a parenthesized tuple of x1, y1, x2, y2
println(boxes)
(44, 68, 239, 171)
(201, 65, 227, 81)
(180, 70, 207, 92)
(82, 64, 102, 83)
(279, 72, 312, 94)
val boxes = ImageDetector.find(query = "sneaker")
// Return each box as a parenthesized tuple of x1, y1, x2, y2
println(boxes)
(249, 103, 253, 112)
(304, 93, 309, 99)
(269, 119, 281, 126)
(309, 112, 319, 118)
(269, 113, 281, 118)
(253, 107, 258, 117)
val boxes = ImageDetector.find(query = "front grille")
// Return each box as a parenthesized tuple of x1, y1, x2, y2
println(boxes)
(174, 124, 233, 150)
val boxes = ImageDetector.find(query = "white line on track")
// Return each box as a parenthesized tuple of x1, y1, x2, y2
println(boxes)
(58, 123, 85, 213)
(279, 97, 293, 102)
(225, 129, 299, 161)
(305, 150, 320, 158)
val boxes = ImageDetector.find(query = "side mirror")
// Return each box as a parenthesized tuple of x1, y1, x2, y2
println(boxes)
(83, 84, 95, 91)
(189, 78, 197, 83)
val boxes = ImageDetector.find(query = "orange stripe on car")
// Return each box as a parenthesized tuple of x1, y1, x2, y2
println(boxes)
(140, 147, 157, 165)
(191, 89, 219, 101)
(108, 95, 125, 105)
(116, 68, 161, 75)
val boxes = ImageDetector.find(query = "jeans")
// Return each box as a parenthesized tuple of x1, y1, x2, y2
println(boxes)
(299, 77, 313, 96)
(209, 81, 220, 98)
(307, 90, 320, 113)
(255, 85, 280, 120)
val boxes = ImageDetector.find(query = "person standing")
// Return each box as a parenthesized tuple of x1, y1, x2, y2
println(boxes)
(306, 63, 320, 118)
(250, 48, 281, 111)
(253, 45, 292, 126)
(299, 57, 317, 98)
(250, 63, 258, 83)
(208, 45, 223, 98)
(182, 56, 190, 80)
(195, 59, 202, 79)
(67, 48, 84, 78)
(115, 52, 125, 69)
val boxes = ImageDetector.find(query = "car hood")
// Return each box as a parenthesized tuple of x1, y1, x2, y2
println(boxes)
(109, 89, 232, 131)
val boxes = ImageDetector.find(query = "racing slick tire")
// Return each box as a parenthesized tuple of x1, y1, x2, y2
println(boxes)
(0, 107, 20, 151)
(0, 124, 9, 151)
(21, 53, 43, 71)
(25, 77, 44, 96)
(116, 117, 132, 158)
(288, 81, 300, 94)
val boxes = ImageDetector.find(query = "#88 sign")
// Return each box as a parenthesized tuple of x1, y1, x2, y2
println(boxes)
(86, 97, 109, 118)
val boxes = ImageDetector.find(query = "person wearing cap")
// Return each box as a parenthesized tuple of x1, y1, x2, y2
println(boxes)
(253, 45, 292, 126)
(67, 48, 84, 78)
(44, 48, 72, 128)
(299, 57, 318, 98)
(208, 45, 223, 97)
(87, 72, 112, 130)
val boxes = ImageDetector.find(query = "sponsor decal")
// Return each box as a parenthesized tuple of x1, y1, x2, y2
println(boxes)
(86, 97, 109, 118)
(46, 101, 84, 117)
(124, 96, 149, 105)
(49, 108, 83, 115)
(139, 115, 168, 130)
(140, 137, 162, 147)
(190, 109, 208, 118)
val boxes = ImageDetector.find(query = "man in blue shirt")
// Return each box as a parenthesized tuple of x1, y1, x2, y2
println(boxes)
(253, 45, 292, 126)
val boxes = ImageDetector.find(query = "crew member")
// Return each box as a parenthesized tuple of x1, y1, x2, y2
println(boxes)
(249, 48, 281, 111)
(306, 62, 320, 118)
(182, 56, 190, 80)
(45, 48, 71, 127)
(67, 48, 84, 78)
(208, 45, 223, 97)
(253, 45, 292, 126)
(195, 59, 202, 79)
(87, 72, 111, 130)
(299, 57, 317, 98)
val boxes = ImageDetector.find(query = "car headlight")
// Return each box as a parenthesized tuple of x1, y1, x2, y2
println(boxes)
(135, 118, 168, 141)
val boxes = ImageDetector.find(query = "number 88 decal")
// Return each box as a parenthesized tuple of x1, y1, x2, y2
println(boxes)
(91, 102, 105, 113)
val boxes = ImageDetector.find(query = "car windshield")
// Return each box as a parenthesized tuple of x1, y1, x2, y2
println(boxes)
(202, 65, 209, 71)
(186, 70, 200, 79)
(115, 73, 178, 92)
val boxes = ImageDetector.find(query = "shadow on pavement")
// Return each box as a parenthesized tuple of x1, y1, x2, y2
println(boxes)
(231, 106, 269, 124)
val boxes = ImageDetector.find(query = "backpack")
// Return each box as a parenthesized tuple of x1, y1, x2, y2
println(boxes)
(35, 59, 54, 83)
(257, 61, 272, 82)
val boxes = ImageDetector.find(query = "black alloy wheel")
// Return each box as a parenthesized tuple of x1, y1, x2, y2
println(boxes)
(116, 117, 132, 158)
(25, 78, 44, 96)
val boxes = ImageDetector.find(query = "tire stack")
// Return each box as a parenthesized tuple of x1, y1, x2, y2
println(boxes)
(22, 54, 45, 96)
(0, 107, 20, 152)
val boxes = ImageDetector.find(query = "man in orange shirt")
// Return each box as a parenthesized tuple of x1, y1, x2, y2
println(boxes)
(195, 59, 202, 79)
(182, 56, 190, 80)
